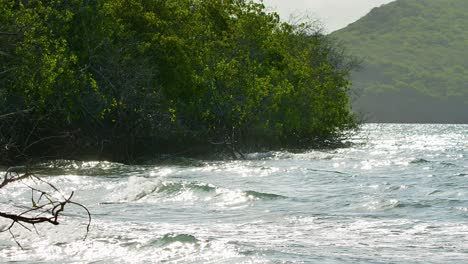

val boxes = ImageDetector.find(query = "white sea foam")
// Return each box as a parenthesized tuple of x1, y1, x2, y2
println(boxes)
(1, 124, 468, 263)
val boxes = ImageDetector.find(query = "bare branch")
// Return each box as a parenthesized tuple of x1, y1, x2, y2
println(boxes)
(22, 133, 71, 153)
(9, 229, 24, 250)
(0, 108, 34, 120)
(69, 201, 92, 240)
(0, 166, 32, 189)
(0, 211, 58, 225)
(0, 51, 13, 57)
(0, 32, 20, 36)
(0, 168, 91, 247)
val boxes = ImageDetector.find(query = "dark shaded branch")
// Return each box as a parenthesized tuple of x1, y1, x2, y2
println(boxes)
(69, 201, 92, 240)
(0, 166, 31, 189)
(0, 108, 34, 120)
(0, 211, 59, 225)
(0, 32, 20, 36)
(22, 132, 72, 153)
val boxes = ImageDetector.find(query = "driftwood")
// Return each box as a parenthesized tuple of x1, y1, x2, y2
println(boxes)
(0, 166, 91, 248)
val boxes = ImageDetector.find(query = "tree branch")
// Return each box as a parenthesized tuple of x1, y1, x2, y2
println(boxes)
(0, 108, 34, 120)
(0, 167, 92, 247)
(0, 166, 31, 189)
(0, 32, 20, 36)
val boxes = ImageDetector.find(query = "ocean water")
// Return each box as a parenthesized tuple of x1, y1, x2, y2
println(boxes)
(0, 124, 467, 263)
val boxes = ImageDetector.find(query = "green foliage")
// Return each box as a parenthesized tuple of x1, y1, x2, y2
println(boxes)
(332, 0, 468, 101)
(1, 0, 358, 163)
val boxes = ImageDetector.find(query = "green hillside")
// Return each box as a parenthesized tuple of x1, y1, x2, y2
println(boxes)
(333, 0, 468, 123)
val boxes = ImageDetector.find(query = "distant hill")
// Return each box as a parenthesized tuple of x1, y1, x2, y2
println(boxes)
(332, 0, 468, 123)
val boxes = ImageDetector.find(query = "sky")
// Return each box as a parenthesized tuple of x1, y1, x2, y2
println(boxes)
(261, 0, 395, 32)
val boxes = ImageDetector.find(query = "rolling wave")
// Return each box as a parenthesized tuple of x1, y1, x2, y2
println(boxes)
(118, 176, 286, 206)
(149, 234, 200, 247)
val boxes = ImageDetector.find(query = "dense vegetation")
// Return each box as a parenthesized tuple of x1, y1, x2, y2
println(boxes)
(332, 0, 468, 123)
(0, 0, 358, 164)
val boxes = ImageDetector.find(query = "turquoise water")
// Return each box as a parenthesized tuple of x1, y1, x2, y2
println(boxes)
(1, 124, 467, 263)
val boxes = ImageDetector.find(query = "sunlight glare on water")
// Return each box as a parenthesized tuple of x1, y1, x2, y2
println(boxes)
(0, 124, 467, 263)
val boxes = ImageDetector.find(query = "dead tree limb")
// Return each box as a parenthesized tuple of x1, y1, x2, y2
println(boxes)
(0, 167, 91, 247)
